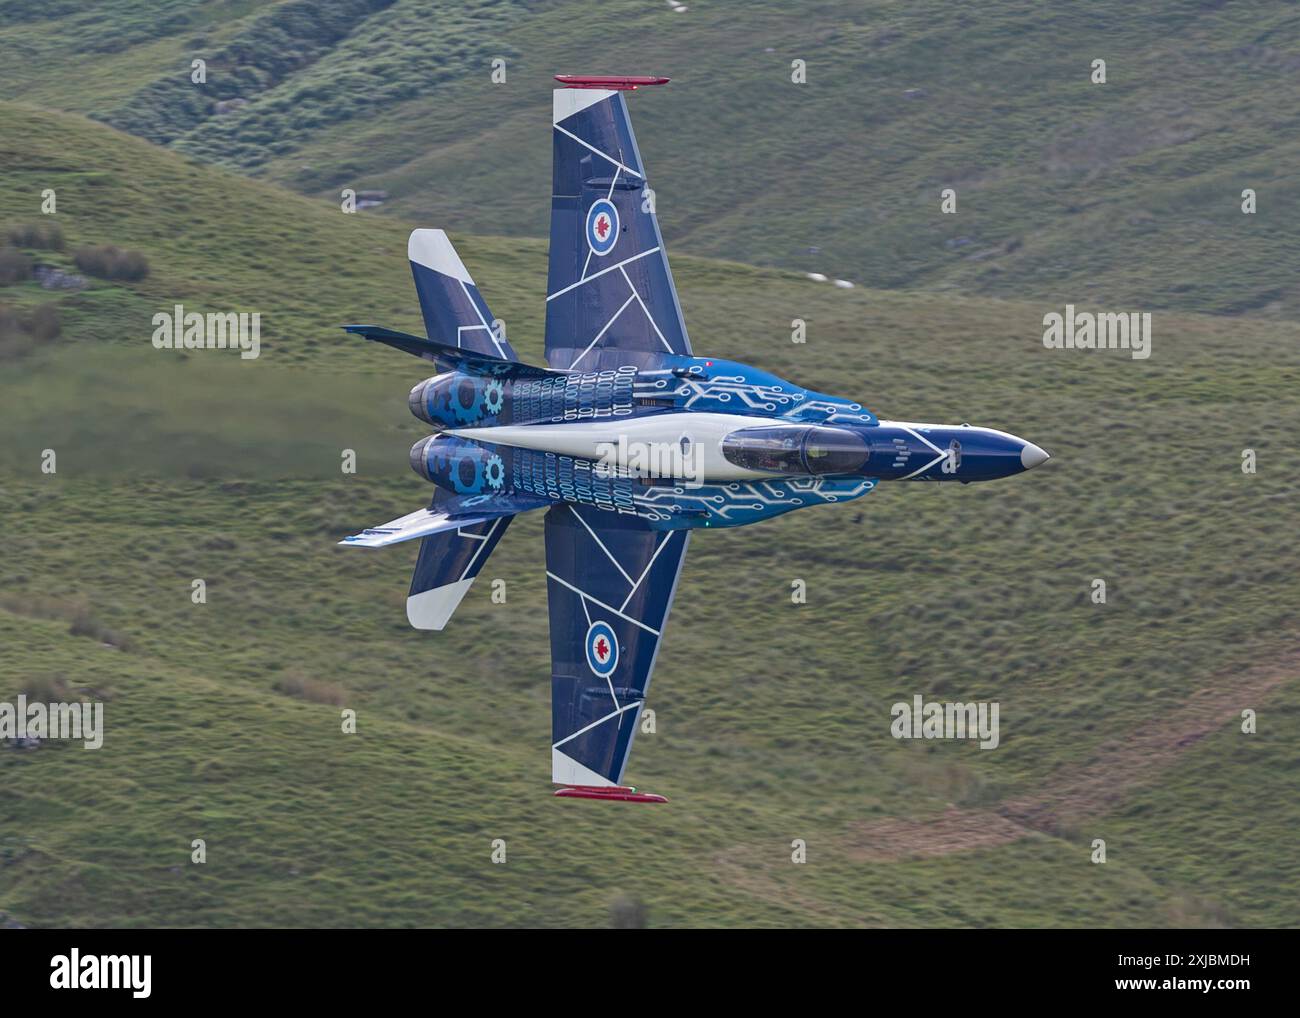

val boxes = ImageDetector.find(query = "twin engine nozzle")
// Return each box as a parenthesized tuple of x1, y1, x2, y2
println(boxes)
(408, 378, 439, 480)
(408, 378, 436, 426)
(409, 435, 435, 481)
(409, 372, 511, 487)
(408, 372, 505, 430)
(409, 433, 506, 495)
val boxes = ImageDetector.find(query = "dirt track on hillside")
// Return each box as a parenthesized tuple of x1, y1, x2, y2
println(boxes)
(846, 648, 1299, 862)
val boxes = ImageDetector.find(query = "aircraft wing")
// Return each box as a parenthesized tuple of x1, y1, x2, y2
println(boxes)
(546, 87, 692, 371)
(545, 504, 689, 791)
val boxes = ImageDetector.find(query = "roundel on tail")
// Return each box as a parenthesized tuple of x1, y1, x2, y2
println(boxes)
(585, 199, 619, 256)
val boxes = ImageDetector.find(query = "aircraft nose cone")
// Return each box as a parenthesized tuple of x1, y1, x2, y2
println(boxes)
(1020, 442, 1050, 470)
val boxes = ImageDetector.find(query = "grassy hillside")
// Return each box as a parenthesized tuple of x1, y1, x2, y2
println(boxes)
(2, 102, 1298, 927)
(3, 0, 1297, 319)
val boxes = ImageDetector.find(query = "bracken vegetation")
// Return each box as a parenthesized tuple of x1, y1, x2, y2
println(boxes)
(72, 244, 150, 281)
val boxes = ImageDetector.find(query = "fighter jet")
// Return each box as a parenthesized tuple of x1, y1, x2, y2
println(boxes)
(341, 75, 1049, 802)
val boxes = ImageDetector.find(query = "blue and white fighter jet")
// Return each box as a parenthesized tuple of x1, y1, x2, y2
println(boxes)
(341, 75, 1049, 802)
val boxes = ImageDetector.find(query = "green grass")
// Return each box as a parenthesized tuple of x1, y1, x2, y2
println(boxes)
(0, 0, 274, 113)
(2, 101, 1299, 926)
(5, 0, 1296, 318)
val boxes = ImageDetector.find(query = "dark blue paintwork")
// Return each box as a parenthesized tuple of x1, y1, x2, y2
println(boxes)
(546, 90, 692, 371)
(546, 507, 689, 785)
(410, 260, 515, 361)
(346, 84, 1047, 793)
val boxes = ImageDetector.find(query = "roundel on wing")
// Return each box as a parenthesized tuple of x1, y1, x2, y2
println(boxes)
(585, 619, 618, 677)
(585, 199, 619, 256)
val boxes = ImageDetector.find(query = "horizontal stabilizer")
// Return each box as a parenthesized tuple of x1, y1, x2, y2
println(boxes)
(409, 228, 516, 360)
(406, 510, 513, 631)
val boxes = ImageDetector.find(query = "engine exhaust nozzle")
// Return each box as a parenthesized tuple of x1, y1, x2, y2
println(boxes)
(408, 380, 433, 425)
(409, 436, 435, 481)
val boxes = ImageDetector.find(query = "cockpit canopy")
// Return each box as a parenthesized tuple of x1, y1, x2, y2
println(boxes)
(721, 425, 869, 475)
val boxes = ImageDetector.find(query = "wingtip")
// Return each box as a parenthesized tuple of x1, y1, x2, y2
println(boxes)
(554, 785, 668, 803)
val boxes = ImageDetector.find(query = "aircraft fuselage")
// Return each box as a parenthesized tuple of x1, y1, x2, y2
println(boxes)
(405, 354, 1048, 530)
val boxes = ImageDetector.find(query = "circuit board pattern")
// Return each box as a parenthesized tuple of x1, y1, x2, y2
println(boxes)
(511, 448, 640, 516)
(633, 476, 878, 529)
(512, 365, 637, 424)
(632, 358, 876, 426)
